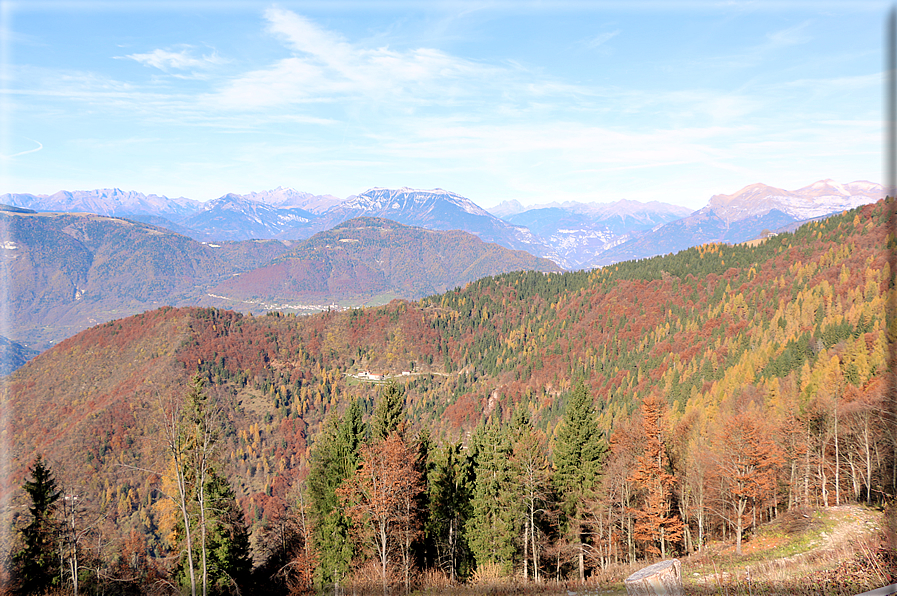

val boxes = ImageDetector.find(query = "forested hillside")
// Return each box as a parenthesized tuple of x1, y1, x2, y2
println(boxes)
(212, 217, 560, 305)
(1, 209, 291, 348)
(2, 199, 894, 594)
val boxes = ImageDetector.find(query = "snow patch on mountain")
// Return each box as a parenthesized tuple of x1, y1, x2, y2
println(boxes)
(707, 180, 882, 223)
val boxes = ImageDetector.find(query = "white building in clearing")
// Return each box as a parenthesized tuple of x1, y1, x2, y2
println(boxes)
(357, 371, 384, 381)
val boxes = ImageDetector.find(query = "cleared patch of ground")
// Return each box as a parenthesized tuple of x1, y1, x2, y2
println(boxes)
(681, 504, 894, 595)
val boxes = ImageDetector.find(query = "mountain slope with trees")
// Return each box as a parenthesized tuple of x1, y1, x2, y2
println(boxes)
(1, 209, 291, 349)
(213, 217, 561, 305)
(2, 199, 894, 593)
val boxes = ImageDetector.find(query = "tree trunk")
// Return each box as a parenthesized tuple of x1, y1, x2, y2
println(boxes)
(847, 452, 859, 500)
(735, 499, 746, 556)
(624, 559, 684, 596)
(804, 425, 811, 505)
(788, 458, 796, 509)
(862, 417, 873, 502)
(531, 506, 539, 582)
(449, 519, 456, 583)
(578, 543, 585, 584)
(834, 407, 841, 506)
(820, 446, 828, 507)
(523, 518, 529, 580)
(380, 522, 388, 596)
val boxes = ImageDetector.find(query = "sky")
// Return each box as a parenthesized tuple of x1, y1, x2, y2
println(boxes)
(0, 1, 887, 210)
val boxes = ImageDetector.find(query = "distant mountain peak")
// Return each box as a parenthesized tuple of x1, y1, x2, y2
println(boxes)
(340, 187, 495, 219)
(706, 179, 882, 222)
(594, 179, 884, 266)
(486, 199, 526, 218)
(243, 188, 341, 213)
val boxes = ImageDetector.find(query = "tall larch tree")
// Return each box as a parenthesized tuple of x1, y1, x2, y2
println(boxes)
(710, 406, 783, 555)
(337, 433, 423, 596)
(629, 394, 683, 558)
(510, 406, 550, 582)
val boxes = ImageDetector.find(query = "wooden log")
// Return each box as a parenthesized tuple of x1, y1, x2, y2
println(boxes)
(624, 559, 684, 596)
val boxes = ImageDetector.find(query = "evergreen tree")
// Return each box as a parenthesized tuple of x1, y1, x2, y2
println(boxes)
(466, 417, 521, 575)
(427, 441, 473, 582)
(11, 455, 62, 595)
(552, 383, 607, 583)
(204, 471, 252, 593)
(371, 381, 405, 441)
(307, 399, 366, 590)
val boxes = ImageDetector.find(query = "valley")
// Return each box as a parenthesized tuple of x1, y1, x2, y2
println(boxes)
(1, 198, 894, 594)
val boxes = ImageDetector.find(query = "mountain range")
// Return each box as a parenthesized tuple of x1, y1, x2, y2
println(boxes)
(590, 180, 883, 265)
(284, 188, 545, 252)
(1, 210, 292, 349)
(2, 180, 882, 270)
(1, 209, 557, 351)
(496, 199, 693, 268)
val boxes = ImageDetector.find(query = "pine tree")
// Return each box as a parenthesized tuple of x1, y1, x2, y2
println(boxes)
(371, 381, 405, 441)
(427, 442, 473, 582)
(307, 399, 366, 590)
(466, 417, 521, 575)
(203, 470, 252, 593)
(553, 383, 607, 583)
(11, 455, 62, 596)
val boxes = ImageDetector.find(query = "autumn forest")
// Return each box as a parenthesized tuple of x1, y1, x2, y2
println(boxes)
(2, 199, 896, 595)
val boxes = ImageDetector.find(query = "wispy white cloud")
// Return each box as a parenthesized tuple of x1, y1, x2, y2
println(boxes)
(5, 7, 881, 208)
(764, 21, 812, 50)
(123, 47, 225, 72)
(1, 138, 42, 159)
(582, 29, 621, 49)
(214, 8, 508, 109)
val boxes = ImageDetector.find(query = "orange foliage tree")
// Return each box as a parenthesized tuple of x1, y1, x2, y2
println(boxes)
(337, 433, 423, 595)
(629, 394, 683, 559)
(709, 407, 783, 555)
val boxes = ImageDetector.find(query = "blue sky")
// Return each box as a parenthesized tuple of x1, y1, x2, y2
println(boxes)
(0, 1, 886, 210)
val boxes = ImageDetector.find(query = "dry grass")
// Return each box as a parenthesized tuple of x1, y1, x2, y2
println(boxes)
(681, 505, 895, 595)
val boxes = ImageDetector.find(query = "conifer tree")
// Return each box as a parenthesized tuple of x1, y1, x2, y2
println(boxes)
(203, 471, 252, 593)
(371, 381, 405, 441)
(466, 417, 521, 575)
(710, 408, 783, 556)
(307, 399, 366, 590)
(630, 394, 683, 558)
(553, 383, 607, 583)
(11, 456, 61, 596)
(427, 442, 473, 582)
